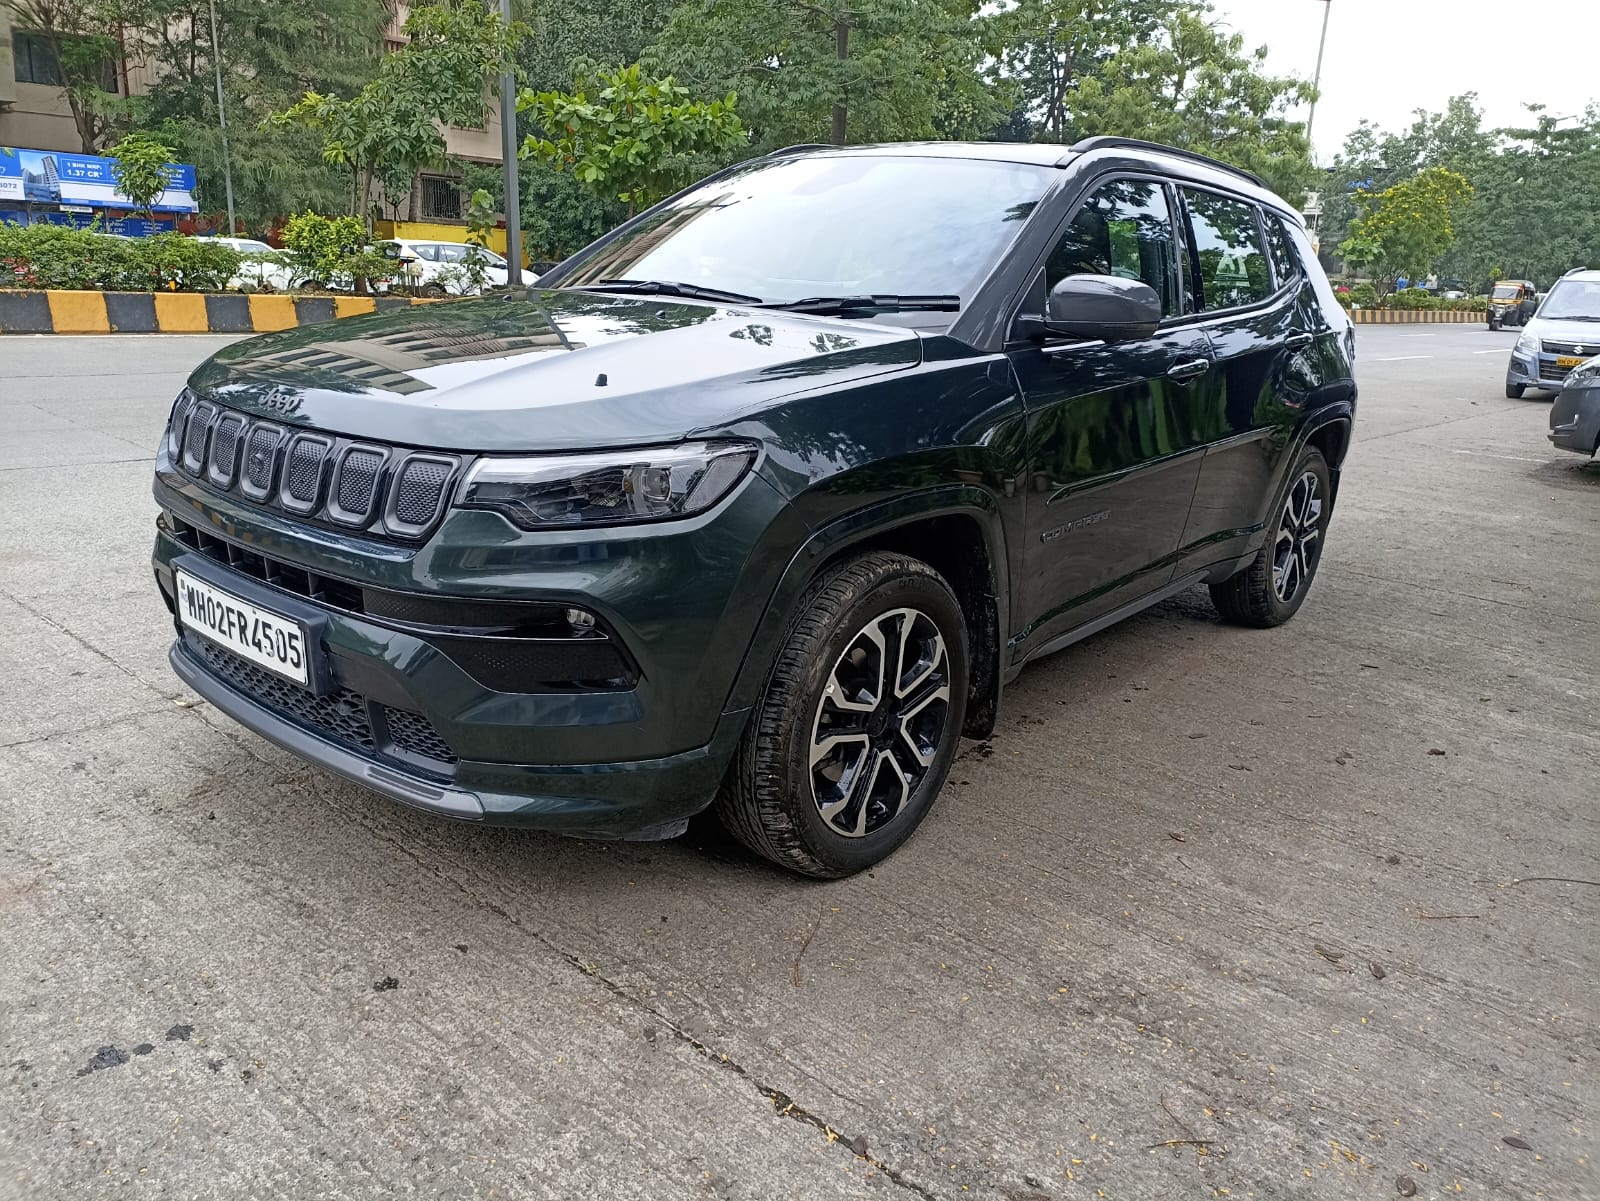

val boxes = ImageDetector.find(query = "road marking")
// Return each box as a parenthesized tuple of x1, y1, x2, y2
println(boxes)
(1451, 449, 1549, 463)
(1474, 349, 1510, 354)
(1376, 355, 1433, 361)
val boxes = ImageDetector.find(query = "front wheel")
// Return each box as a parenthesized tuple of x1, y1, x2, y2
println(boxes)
(1209, 446, 1332, 628)
(717, 551, 969, 878)
(1506, 382, 1526, 399)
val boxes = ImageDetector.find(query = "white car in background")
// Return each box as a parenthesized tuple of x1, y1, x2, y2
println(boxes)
(378, 238, 510, 295)
(208, 236, 296, 291)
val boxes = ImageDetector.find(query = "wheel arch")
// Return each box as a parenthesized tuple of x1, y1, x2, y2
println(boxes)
(723, 487, 1011, 741)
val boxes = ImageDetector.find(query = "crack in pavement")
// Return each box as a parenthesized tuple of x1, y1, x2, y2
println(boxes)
(1336, 568, 1598, 626)
(365, 828, 941, 1201)
(0, 586, 178, 698)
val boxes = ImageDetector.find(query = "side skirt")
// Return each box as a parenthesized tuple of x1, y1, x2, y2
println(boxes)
(1003, 569, 1210, 681)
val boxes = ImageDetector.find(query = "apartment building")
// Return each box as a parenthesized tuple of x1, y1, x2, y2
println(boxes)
(0, 6, 500, 224)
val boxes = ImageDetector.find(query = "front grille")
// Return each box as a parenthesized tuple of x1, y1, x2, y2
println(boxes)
(187, 636, 457, 773)
(1541, 340, 1600, 357)
(393, 457, 453, 528)
(335, 447, 385, 520)
(384, 708, 458, 764)
(1541, 361, 1572, 382)
(208, 413, 247, 487)
(284, 436, 329, 509)
(164, 396, 460, 542)
(182, 402, 215, 473)
(165, 514, 637, 692)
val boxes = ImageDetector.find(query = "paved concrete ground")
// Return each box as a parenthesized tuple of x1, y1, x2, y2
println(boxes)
(1, 325, 1595, 1201)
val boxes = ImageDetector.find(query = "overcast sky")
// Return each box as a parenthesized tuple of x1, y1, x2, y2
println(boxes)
(1206, 0, 1597, 161)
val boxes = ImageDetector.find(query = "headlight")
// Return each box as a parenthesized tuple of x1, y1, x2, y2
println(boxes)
(1565, 357, 1600, 387)
(1515, 331, 1540, 356)
(457, 441, 757, 530)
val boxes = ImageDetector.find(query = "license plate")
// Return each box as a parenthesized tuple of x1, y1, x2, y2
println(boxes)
(175, 570, 309, 686)
(1556, 355, 1587, 369)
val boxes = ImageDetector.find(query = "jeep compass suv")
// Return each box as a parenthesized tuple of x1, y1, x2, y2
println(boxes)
(152, 138, 1357, 877)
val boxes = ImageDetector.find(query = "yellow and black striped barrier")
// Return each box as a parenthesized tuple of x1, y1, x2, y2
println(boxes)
(1347, 308, 1484, 324)
(0, 290, 441, 335)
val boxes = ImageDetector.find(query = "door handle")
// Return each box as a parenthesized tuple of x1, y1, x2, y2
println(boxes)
(1167, 358, 1211, 381)
(1285, 331, 1315, 350)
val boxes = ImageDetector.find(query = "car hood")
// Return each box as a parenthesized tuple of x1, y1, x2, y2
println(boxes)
(1525, 316, 1600, 348)
(187, 290, 924, 451)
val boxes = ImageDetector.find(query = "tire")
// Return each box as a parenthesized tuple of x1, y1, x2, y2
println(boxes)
(1506, 382, 1526, 399)
(1209, 446, 1332, 628)
(716, 551, 969, 878)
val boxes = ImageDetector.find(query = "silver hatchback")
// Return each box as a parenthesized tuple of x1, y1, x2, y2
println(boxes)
(1506, 269, 1600, 398)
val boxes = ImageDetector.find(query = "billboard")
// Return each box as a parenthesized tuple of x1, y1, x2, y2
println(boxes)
(0, 146, 197, 211)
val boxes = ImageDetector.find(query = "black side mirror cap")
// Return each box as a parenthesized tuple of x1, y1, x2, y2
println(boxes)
(1025, 273, 1164, 342)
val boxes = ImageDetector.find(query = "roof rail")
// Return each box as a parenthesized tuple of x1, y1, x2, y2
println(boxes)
(1063, 136, 1269, 189)
(767, 144, 834, 158)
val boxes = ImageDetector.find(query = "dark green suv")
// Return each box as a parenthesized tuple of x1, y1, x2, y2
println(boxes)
(152, 138, 1356, 877)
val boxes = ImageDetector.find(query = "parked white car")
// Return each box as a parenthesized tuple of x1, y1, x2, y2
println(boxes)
(378, 238, 510, 295)
(209, 236, 297, 291)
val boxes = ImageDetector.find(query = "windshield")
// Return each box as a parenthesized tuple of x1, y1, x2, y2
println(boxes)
(1491, 285, 1520, 300)
(1538, 279, 1600, 320)
(554, 154, 1055, 304)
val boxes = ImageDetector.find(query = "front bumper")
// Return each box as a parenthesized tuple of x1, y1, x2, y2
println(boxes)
(1549, 384, 1600, 455)
(1507, 350, 1570, 392)
(152, 448, 803, 837)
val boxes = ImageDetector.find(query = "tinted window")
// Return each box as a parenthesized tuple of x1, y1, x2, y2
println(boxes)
(1264, 215, 1300, 286)
(556, 155, 1054, 304)
(1046, 179, 1180, 317)
(1184, 190, 1272, 310)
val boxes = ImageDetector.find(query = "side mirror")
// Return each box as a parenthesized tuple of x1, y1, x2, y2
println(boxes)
(1033, 273, 1163, 341)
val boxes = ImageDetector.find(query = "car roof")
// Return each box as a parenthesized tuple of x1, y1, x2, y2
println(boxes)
(769, 138, 1291, 216)
(1559, 268, 1600, 282)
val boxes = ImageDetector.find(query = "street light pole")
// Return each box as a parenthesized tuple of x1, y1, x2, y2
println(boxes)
(207, 0, 237, 234)
(497, 0, 522, 286)
(1305, 0, 1333, 158)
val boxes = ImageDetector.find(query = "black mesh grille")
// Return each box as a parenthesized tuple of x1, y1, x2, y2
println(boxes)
(383, 707, 457, 764)
(394, 458, 452, 526)
(336, 448, 384, 516)
(243, 425, 280, 493)
(438, 635, 632, 691)
(1542, 341, 1599, 357)
(209, 414, 246, 485)
(189, 636, 374, 752)
(286, 439, 327, 504)
(183, 403, 215, 472)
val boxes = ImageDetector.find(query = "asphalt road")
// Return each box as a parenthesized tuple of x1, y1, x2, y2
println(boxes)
(2, 324, 1596, 1201)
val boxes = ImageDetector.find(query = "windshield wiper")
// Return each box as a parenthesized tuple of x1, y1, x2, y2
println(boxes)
(762, 294, 962, 316)
(573, 278, 767, 305)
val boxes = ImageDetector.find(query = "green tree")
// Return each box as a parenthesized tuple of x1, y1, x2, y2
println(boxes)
(519, 63, 747, 217)
(122, 0, 391, 229)
(988, 0, 1170, 142)
(1062, 3, 1316, 200)
(4, 0, 131, 151)
(1339, 167, 1474, 298)
(107, 128, 176, 222)
(506, 0, 677, 259)
(272, 0, 523, 226)
(645, 0, 1005, 153)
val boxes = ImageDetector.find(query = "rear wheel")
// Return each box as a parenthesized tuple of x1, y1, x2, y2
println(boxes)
(717, 551, 968, 878)
(1210, 446, 1331, 628)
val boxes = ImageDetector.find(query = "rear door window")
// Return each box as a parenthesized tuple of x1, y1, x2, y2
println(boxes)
(1183, 190, 1272, 310)
(1046, 178, 1181, 317)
